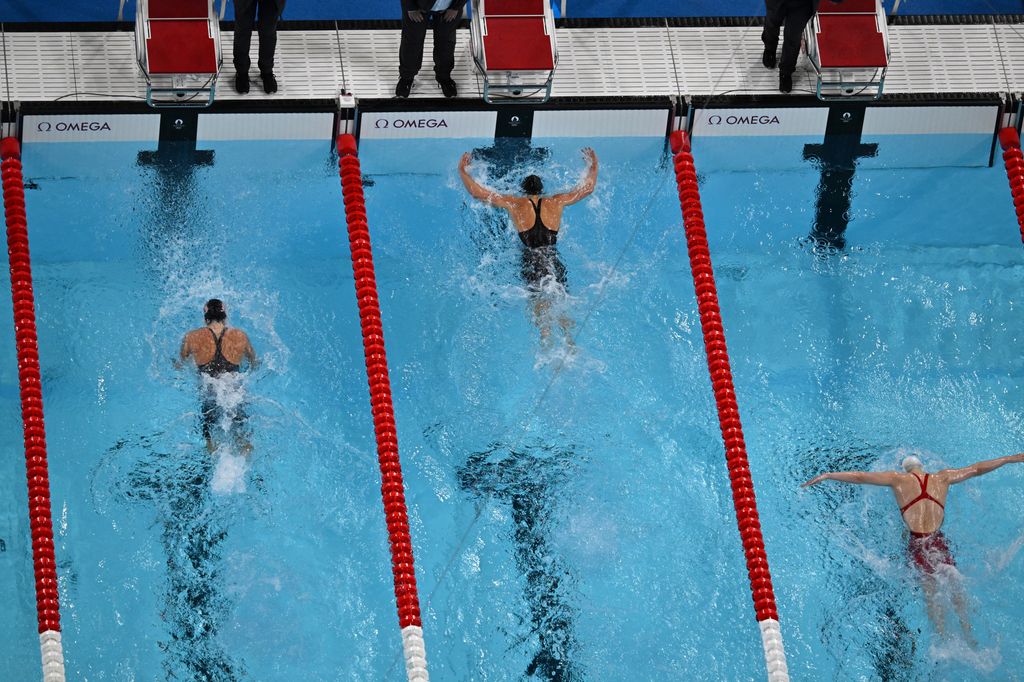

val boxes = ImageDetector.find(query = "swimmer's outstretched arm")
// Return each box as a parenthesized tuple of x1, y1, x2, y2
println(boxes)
(552, 147, 598, 207)
(244, 336, 258, 369)
(801, 471, 899, 488)
(458, 153, 513, 208)
(940, 452, 1024, 485)
(173, 335, 192, 370)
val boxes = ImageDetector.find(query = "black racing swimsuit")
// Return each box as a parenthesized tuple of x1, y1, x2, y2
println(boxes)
(197, 328, 240, 377)
(518, 198, 567, 291)
(196, 328, 245, 440)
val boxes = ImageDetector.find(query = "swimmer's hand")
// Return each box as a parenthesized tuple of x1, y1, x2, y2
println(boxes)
(801, 473, 830, 488)
(459, 152, 472, 170)
(582, 147, 597, 165)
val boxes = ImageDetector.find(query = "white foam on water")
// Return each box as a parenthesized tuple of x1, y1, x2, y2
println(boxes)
(533, 342, 606, 375)
(211, 448, 249, 495)
(928, 638, 1001, 673)
(200, 372, 247, 414)
(463, 271, 530, 304)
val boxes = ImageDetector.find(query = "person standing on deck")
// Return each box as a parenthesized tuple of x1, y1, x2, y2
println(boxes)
(762, 0, 827, 93)
(233, 0, 286, 94)
(395, 0, 466, 98)
(802, 451, 1024, 643)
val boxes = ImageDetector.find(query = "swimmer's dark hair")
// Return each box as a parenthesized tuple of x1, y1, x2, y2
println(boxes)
(204, 298, 227, 323)
(521, 175, 544, 196)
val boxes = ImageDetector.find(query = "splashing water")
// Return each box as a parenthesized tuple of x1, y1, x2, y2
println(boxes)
(211, 449, 249, 495)
(928, 638, 1002, 673)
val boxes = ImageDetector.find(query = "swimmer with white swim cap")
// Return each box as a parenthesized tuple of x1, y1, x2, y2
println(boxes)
(901, 454, 923, 471)
(803, 449, 1024, 645)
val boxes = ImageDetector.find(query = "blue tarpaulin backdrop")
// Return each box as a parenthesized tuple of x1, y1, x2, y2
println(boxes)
(4, 0, 1023, 22)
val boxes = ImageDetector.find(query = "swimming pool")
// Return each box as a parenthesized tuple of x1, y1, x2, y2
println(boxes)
(3, 114, 1024, 679)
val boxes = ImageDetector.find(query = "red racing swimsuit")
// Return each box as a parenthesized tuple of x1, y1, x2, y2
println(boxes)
(901, 474, 955, 574)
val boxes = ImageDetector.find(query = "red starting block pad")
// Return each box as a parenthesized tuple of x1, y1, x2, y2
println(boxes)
(817, 0, 877, 13)
(149, 0, 210, 18)
(136, 0, 222, 106)
(471, 0, 557, 103)
(817, 15, 888, 69)
(482, 17, 554, 71)
(805, 0, 889, 100)
(486, 0, 546, 13)
(147, 22, 218, 74)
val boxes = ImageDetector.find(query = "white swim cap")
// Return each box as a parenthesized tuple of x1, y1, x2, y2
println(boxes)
(901, 455, 923, 472)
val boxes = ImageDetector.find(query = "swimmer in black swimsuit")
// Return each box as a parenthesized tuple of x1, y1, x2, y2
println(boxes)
(459, 148, 598, 347)
(177, 299, 258, 454)
(518, 180, 568, 295)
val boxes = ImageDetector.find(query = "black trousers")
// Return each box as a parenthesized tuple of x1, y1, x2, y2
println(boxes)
(234, 0, 283, 73)
(762, 0, 815, 76)
(399, 11, 458, 80)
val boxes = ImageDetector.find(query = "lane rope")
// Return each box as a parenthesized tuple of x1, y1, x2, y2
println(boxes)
(2, 136, 66, 681)
(998, 126, 1024, 244)
(336, 133, 428, 682)
(669, 130, 789, 682)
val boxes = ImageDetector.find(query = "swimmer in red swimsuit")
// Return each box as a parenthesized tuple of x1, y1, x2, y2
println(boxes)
(802, 450, 1024, 643)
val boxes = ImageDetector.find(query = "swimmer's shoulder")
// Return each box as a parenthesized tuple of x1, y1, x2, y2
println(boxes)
(224, 327, 252, 345)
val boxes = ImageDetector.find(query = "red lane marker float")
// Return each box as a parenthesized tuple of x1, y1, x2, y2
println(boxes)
(669, 131, 788, 681)
(2, 136, 66, 681)
(335, 134, 428, 681)
(998, 127, 1024, 244)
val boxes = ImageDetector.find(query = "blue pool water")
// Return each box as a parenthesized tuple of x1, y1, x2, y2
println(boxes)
(2, 124, 1024, 679)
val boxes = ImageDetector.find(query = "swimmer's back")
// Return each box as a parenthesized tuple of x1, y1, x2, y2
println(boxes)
(504, 196, 568, 233)
(892, 471, 950, 534)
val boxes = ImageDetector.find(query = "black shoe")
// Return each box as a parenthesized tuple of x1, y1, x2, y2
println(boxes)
(395, 78, 413, 98)
(235, 72, 250, 94)
(261, 71, 278, 94)
(437, 77, 457, 98)
(762, 47, 777, 69)
(779, 72, 793, 93)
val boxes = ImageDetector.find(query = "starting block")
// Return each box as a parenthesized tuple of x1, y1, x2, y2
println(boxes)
(133, 0, 223, 107)
(470, 0, 557, 103)
(804, 0, 890, 100)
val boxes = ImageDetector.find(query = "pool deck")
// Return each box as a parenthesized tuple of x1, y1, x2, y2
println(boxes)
(2, 23, 1024, 104)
